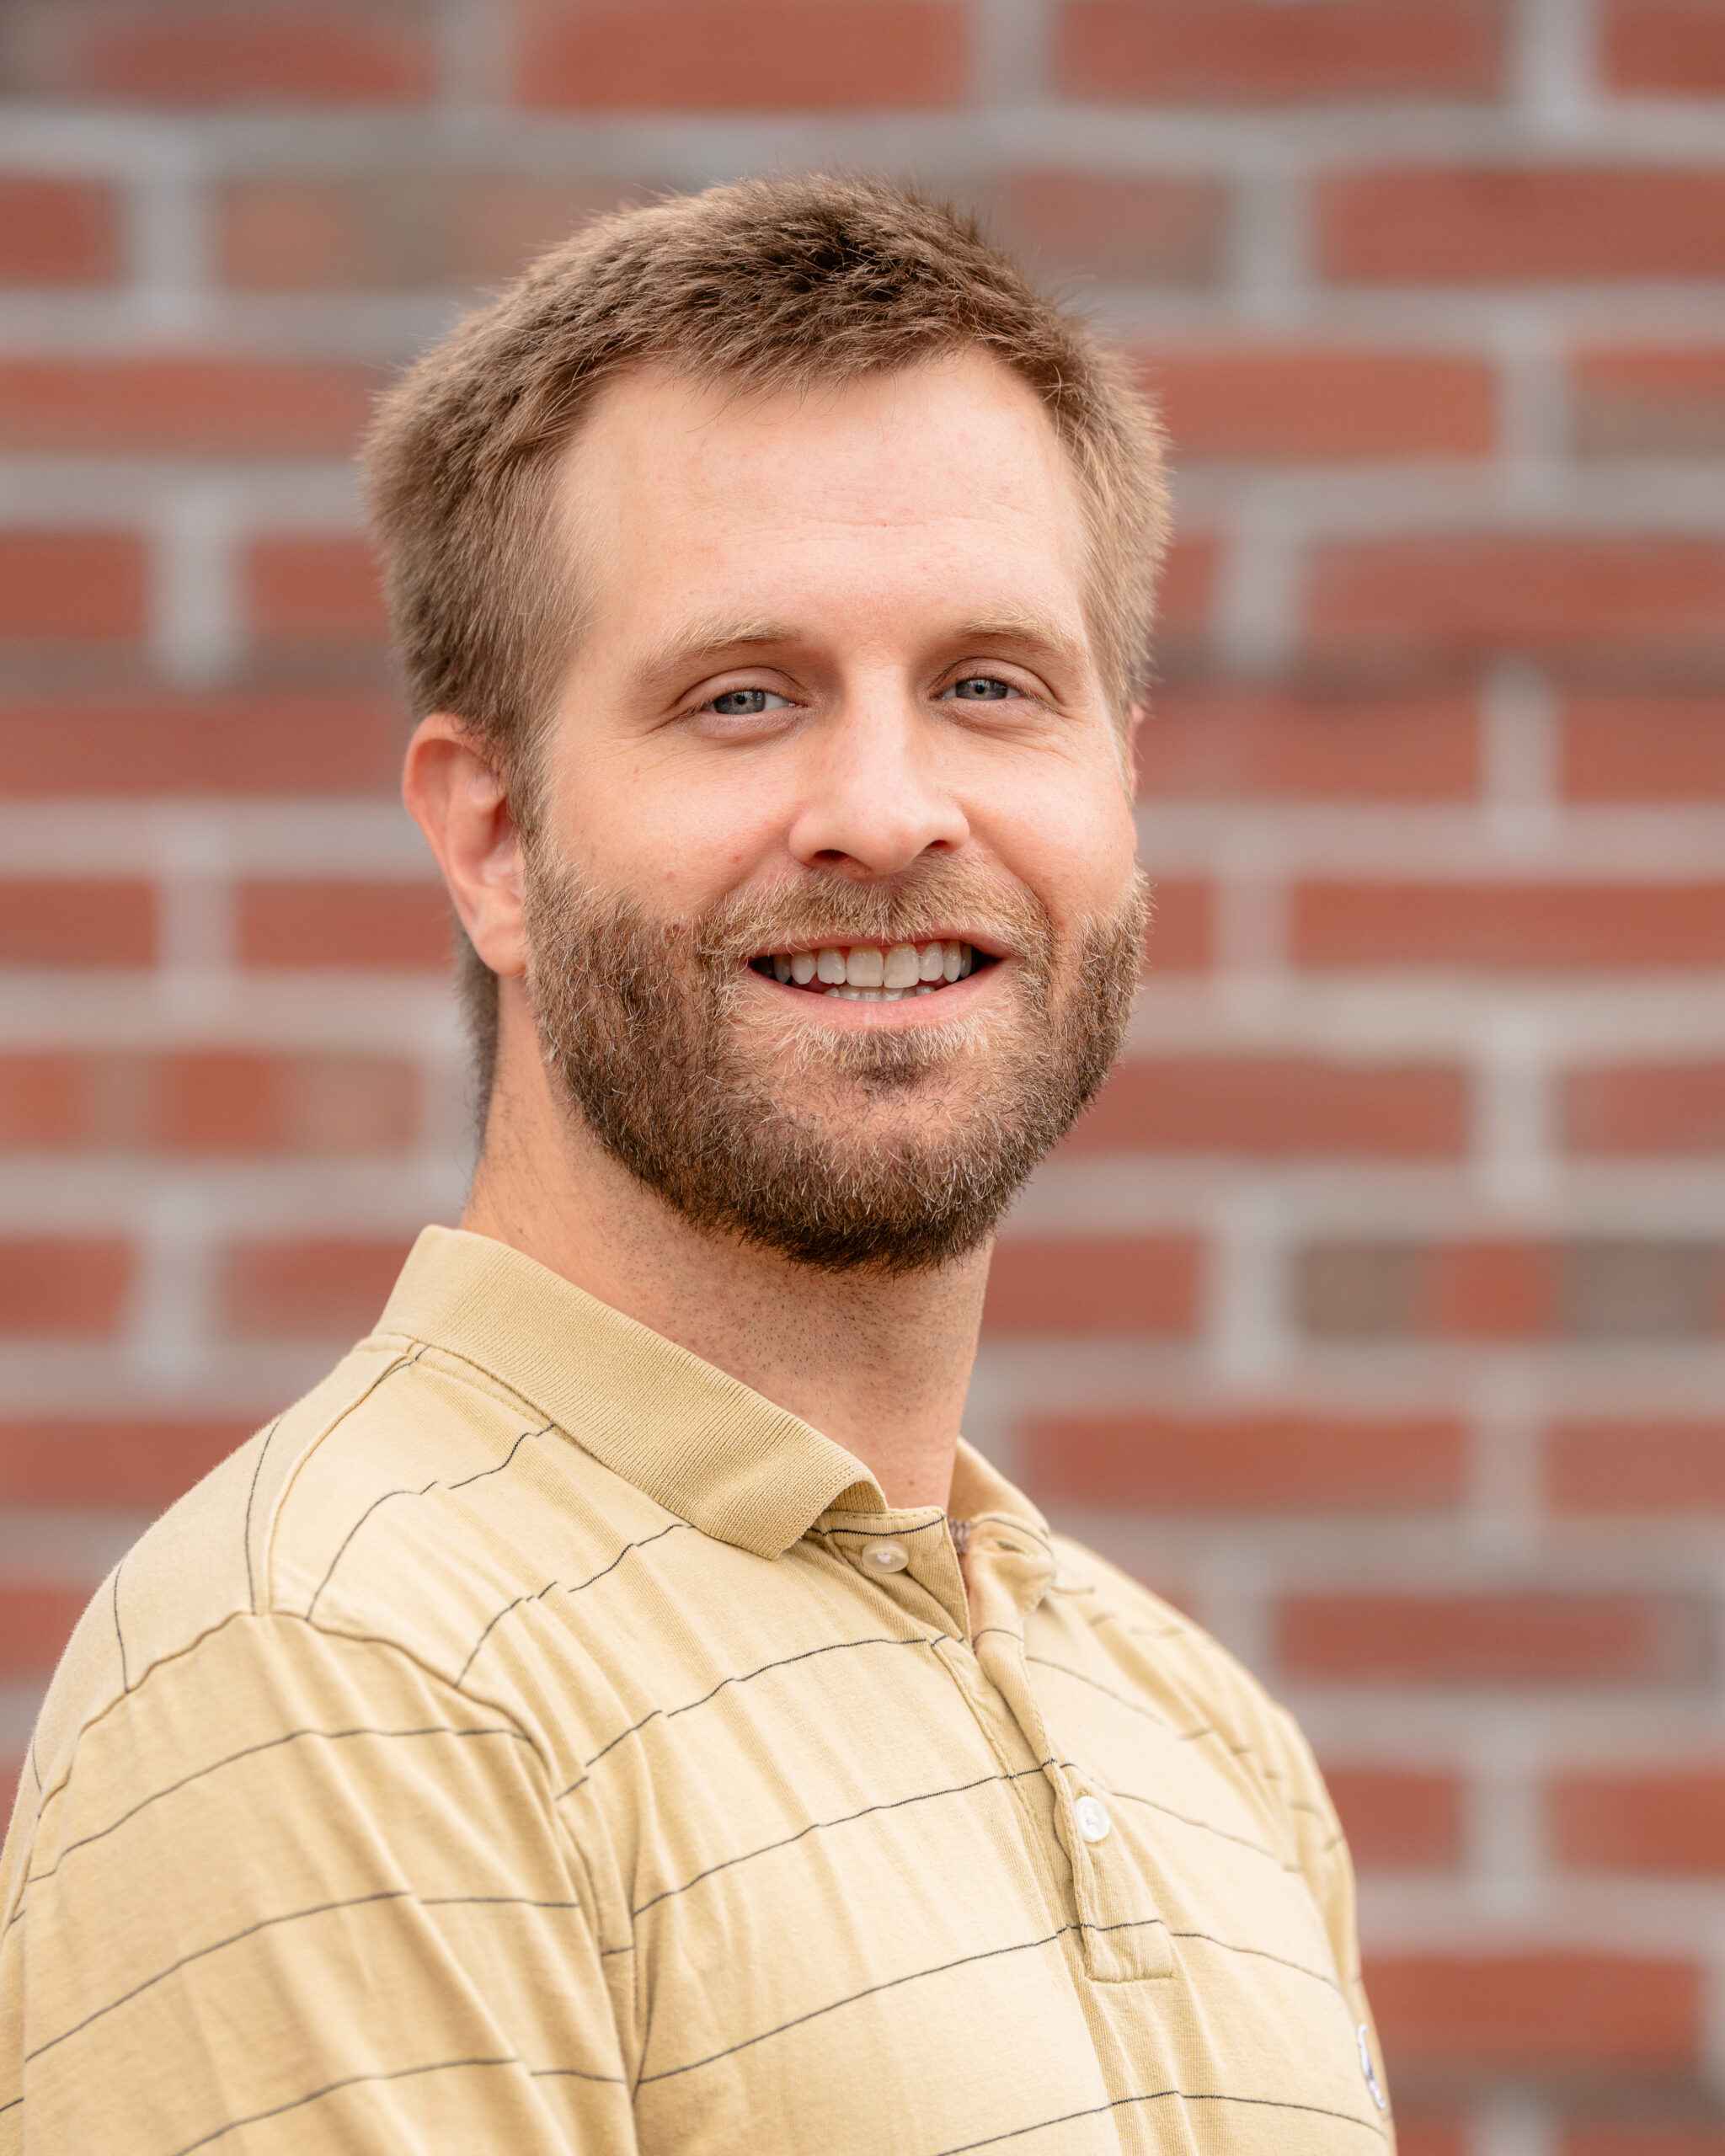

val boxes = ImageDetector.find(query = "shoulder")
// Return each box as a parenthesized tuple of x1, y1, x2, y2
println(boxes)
(22, 1325, 690, 1793)
(20, 1339, 422, 1802)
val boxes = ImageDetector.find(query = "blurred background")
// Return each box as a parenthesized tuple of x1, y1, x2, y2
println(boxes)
(1, 0, 1722, 2145)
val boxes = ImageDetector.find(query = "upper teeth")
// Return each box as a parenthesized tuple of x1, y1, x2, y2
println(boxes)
(766, 941, 975, 993)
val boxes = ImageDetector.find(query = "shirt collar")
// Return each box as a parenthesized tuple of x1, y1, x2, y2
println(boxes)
(377, 1225, 889, 1559)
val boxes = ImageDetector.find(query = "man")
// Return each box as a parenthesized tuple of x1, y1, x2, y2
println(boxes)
(0, 178, 1392, 2153)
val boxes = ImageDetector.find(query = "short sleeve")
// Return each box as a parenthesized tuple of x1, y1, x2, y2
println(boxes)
(0, 1612, 638, 2155)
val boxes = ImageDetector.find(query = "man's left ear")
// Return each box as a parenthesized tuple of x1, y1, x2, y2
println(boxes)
(402, 712, 529, 980)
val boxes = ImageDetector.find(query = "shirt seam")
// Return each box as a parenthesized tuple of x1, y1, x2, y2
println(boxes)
(22, 1606, 550, 1832)
(254, 1344, 424, 1614)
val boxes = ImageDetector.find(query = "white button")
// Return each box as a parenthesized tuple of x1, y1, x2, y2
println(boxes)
(1074, 1796, 1111, 1844)
(865, 1541, 909, 1574)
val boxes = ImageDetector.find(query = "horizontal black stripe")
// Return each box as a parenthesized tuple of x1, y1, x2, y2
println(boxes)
(931, 2085, 1387, 2155)
(305, 1417, 554, 1624)
(1024, 1653, 1209, 1742)
(168, 2055, 599, 2156)
(1167, 1928, 1342, 1993)
(631, 1764, 1050, 1920)
(1103, 1784, 1301, 1875)
(456, 1518, 690, 1684)
(816, 1518, 947, 1541)
(13, 1721, 532, 1914)
(29, 1891, 411, 2062)
(638, 1924, 1071, 2087)
(30, 1886, 615, 2066)
(559, 1631, 936, 1800)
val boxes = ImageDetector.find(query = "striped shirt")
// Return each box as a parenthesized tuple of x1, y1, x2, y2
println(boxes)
(0, 1225, 1393, 2153)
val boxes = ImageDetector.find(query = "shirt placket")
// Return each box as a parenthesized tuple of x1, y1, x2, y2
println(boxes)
(965, 1517, 1173, 1986)
(822, 1505, 1173, 1987)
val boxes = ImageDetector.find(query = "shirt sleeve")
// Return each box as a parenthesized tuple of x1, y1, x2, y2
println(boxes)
(1259, 1700, 1396, 2138)
(0, 1611, 638, 2155)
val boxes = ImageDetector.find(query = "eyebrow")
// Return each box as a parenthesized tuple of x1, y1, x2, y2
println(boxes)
(632, 606, 1092, 692)
(633, 616, 803, 688)
(948, 611, 1090, 673)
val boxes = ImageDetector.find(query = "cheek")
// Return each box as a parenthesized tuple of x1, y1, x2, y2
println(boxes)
(987, 755, 1139, 928)
(549, 739, 791, 907)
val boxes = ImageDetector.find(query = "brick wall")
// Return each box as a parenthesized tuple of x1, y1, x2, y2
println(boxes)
(1, 2, 1722, 2143)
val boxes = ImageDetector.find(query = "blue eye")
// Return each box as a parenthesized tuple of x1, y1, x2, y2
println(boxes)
(710, 689, 788, 715)
(948, 676, 1013, 702)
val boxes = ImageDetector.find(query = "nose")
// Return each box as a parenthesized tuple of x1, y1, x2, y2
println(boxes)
(785, 683, 970, 878)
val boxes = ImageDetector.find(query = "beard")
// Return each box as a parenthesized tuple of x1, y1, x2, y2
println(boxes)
(521, 849, 1147, 1277)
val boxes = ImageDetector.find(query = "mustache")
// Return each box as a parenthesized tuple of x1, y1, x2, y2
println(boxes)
(686, 855, 1058, 972)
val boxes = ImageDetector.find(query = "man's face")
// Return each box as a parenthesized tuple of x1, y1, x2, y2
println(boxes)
(523, 351, 1146, 1273)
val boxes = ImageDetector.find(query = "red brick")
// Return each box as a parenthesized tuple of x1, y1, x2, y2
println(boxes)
(1324, 1766, 1462, 1868)
(1428, 1240, 1553, 1336)
(0, 690, 402, 798)
(1567, 2132, 1725, 2156)
(995, 173, 1227, 283)
(1061, 1055, 1466, 1157)
(1565, 1064, 1725, 1155)
(0, 1050, 417, 1155)
(0, 1585, 97, 1680)
(1556, 1769, 1725, 1873)
(0, 358, 375, 456)
(1605, 0, 1725, 90)
(0, 1421, 248, 1508)
(1547, 1421, 1725, 1513)
(1155, 536, 1217, 659)
(59, 4, 433, 104)
(0, 1237, 131, 1338)
(220, 1236, 413, 1339)
(1144, 878, 1212, 970)
(245, 536, 388, 646)
(1299, 1238, 1724, 1342)
(1293, 881, 1725, 970)
(1279, 1592, 1706, 1684)
(0, 881, 155, 967)
(1308, 535, 1725, 662)
(1139, 686, 1478, 802)
(0, 1056, 78, 1147)
(1393, 2118, 1467, 2156)
(981, 1237, 1202, 1337)
(237, 882, 449, 969)
(218, 174, 641, 291)
(0, 177, 120, 286)
(0, 531, 145, 642)
(1320, 167, 1725, 283)
(513, 1, 969, 111)
(1575, 349, 1725, 457)
(218, 179, 370, 290)
(1146, 348, 1496, 461)
(1055, 0, 1504, 103)
(1365, 1952, 1698, 2071)
(1563, 694, 1725, 801)
(1022, 1412, 1465, 1510)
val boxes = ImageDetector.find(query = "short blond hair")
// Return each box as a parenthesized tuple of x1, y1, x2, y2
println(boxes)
(361, 174, 1168, 1100)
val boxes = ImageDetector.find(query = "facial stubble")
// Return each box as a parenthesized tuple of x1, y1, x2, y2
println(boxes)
(523, 853, 1147, 1277)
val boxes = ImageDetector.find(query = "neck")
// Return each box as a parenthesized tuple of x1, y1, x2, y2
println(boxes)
(460, 995, 989, 1512)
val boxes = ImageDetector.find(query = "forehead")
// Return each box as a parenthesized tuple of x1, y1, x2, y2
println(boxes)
(555, 351, 1092, 640)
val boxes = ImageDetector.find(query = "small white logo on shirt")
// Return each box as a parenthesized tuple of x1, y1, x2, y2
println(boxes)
(1356, 2024, 1387, 2112)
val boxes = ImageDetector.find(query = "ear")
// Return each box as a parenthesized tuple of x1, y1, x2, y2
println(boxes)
(402, 714, 526, 979)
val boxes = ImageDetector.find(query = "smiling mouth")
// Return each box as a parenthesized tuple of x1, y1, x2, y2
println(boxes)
(749, 939, 992, 1002)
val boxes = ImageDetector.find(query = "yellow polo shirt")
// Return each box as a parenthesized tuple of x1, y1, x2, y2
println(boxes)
(0, 1225, 1392, 2153)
